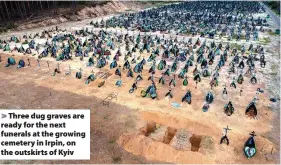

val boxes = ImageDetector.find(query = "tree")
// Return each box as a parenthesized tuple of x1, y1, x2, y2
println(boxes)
(21, 1, 28, 18)
(3, 1, 10, 21)
(16, 1, 24, 19)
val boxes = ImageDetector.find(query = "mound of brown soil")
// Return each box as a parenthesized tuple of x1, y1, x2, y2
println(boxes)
(16, 0, 138, 31)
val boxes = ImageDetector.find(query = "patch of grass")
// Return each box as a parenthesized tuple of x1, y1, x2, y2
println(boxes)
(230, 43, 242, 50)
(0, 22, 18, 34)
(153, 2, 171, 8)
(270, 64, 278, 75)
(6, 22, 17, 29)
(273, 10, 280, 16)
(112, 156, 122, 163)
(103, 115, 110, 119)
(2, 160, 16, 164)
(125, 9, 134, 12)
(0, 27, 8, 34)
(268, 31, 280, 36)
(270, 72, 278, 75)
(232, 34, 237, 40)
(109, 139, 115, 144)
(261, 37, 271, 45)
(140, 1, 179, 9)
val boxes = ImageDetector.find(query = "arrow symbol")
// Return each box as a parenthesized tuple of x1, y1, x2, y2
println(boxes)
(1, 114, 7, 119)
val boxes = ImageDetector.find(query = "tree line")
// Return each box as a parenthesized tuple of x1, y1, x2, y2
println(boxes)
(264, 1, 280, 15)
(0, 1, 109, 24)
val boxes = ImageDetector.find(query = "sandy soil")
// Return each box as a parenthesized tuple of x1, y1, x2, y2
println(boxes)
(0, 53, 167, 164)
(0, 3, 280, 164)
(0, 32, 279, 164)
(15, 1, 142, 31)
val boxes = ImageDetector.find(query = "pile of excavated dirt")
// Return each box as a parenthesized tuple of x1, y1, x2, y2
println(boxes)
(170, 129, 192, 151)
(117, 111, 277, 164)
(16, 0, 138, 31)
(77, 1, 128, 18)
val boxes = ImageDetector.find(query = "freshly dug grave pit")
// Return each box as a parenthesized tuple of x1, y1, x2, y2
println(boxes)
(139, 122, 207, 152)
(190, 134, 202, 152)
(162, 127, 177, 144)
(148, 124, 167, 142)
(140, 121, 156, 136)
(118, 115, 276, 164)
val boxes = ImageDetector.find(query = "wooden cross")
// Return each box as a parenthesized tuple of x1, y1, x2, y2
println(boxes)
(223, 126, 231, 136)
(27, 58, 31, 66)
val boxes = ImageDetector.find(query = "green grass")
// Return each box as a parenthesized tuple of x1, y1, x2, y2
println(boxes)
(230, 43, 242, 50)
(0, 22, 18, 34)
(152, 2, 172, 8)
(109, 139, 115, 144)
(264, 37, 271, 44)
(140, 1, 179, 9)
(268, 31, 280, 36)
(261, 37, 271, 45)
(271, 8, 281, 16)
(270, 64, 278, 75)
(240, 35, 246, 40)
(125, 9, 134, 12)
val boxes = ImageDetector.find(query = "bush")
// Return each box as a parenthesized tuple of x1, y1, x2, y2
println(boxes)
(0, 22, 18, 34)
(6, 22, 18, 29)
(0, 27, 8, 34)
(265, 1, 280, 15)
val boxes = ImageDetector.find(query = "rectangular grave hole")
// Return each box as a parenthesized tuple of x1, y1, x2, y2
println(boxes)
(143, 121, 156, 137)
(190, 134, 202, 152)
(162, 127, 177, 144)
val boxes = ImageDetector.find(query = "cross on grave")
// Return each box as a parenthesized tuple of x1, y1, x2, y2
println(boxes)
(220, 126, 231, 145)
(27, 58, 31, 66)
(223, 126, 231, 136)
